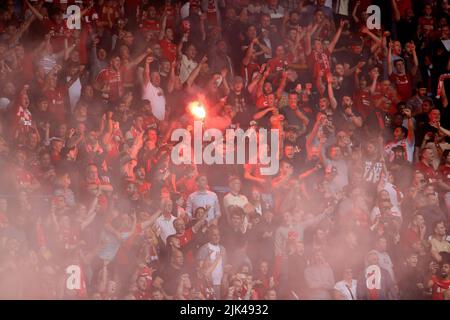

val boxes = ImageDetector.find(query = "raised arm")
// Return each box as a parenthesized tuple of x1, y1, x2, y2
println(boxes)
(25, 0, 44, 21)
(167, 60, 179, 94)
(404, 108, 415, 144)
(352, 0, 361, 23)
(253, 107, 276, 121)
(186, 56, 207, 88)
(440, 75, 449, 108)
(306, 114, 324, 158)
(220, 69, 230, 96)
(327, 20, 346, 54)
(409, 42, 419, 76)
(128, 132, 144, 159)
(247, 65, 265, 94)
(128, 48, 152, 69)
(387, 42, 393, 76)
(140, 209, 163, 230)
(159, 14, 168, 41)
(60, 38, 78, 61)
(275, 71, 287, 100)
(100, 111, 115, 146)
(143, 55, 153, 87)
(326, 72, 338, 110)
(294, 107, 310, 128)
(301, 207, 329, 229)
(80, 191, 100, 230)
(305, 24, 319, 57)
(369, 68, 379, 95)
(256, 66, 270, 98)
(192, 214, 208, 233)
(255, 38, 272, 56)
(8, 15, 36, 46)
(391, 0, 401, 22)
(199, 12, 207, 42)
(243, 39, 257, 67)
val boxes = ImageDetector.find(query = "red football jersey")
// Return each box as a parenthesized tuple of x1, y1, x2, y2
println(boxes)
(431, 275, 450, 300)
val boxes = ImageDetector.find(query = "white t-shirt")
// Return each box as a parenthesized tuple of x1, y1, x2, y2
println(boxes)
(370, 205, 402, 222)
(180, 54, 198, 84)
(324, 0, 334, 9)
(142, 82, 166, 121)
(223, 193, 249, 210)
(324, 158, 349, 192)
(180, 2, 190, 19)
(334, 280, 357, 300)
(382, 182, 403, 209)
(67, 77, 82, 113)
(39, 54, 57, 74)
(336, 0, 350, 15)
(207, 243, 224, 286)
(155, 214, 176, 244)
(384, 137, 415, 163)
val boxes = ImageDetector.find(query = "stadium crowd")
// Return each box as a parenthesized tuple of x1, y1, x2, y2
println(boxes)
(0, 0, 450, 300)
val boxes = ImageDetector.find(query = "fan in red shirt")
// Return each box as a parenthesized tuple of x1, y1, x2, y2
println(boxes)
(157, 1, 176, 29)
(253, 261, 276, 299)
(307, 20, 346, 82)
(173, 215, 208, 268)
(226, 275, 259, 300)
(134, 275, 152, 300)
(353, 72, 374, 121)
(140, 5, 161, 33)
(388, 40, 419, 100)
(11, 149, 41, 193)
(428, 259, 450, 300)
(159, 27, 177, 63)
(98, 0, 121, 29)
(134, 166, 151, 197)
(394, 0, 412, 13)
(84, 164, 114, 208)
(267, 45, 294, 75)
(438, 150, 450, 185)
(80, 0, 99, 28)
(401, 213, 427, 250)
(95, 56, 124, 103)
(9, 87, 33, 139)
(25, 1, 69, 52)
(418, 4, 435, 38)
(371, 79, 401, 115)
(118, 46, 151, 89)
(42, 72, 67, 124)
(203, 0, 220, 27)
(415, 147, 440, 181)
(390, 72, 412, 102)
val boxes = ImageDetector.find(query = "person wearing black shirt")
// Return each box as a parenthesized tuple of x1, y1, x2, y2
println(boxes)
(398, 251, 426, 300)
(281, 91, 310, 133)
(226, 76, 254, 128)
(161, 249, 189, 297)
(221, 206, 248, 254)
